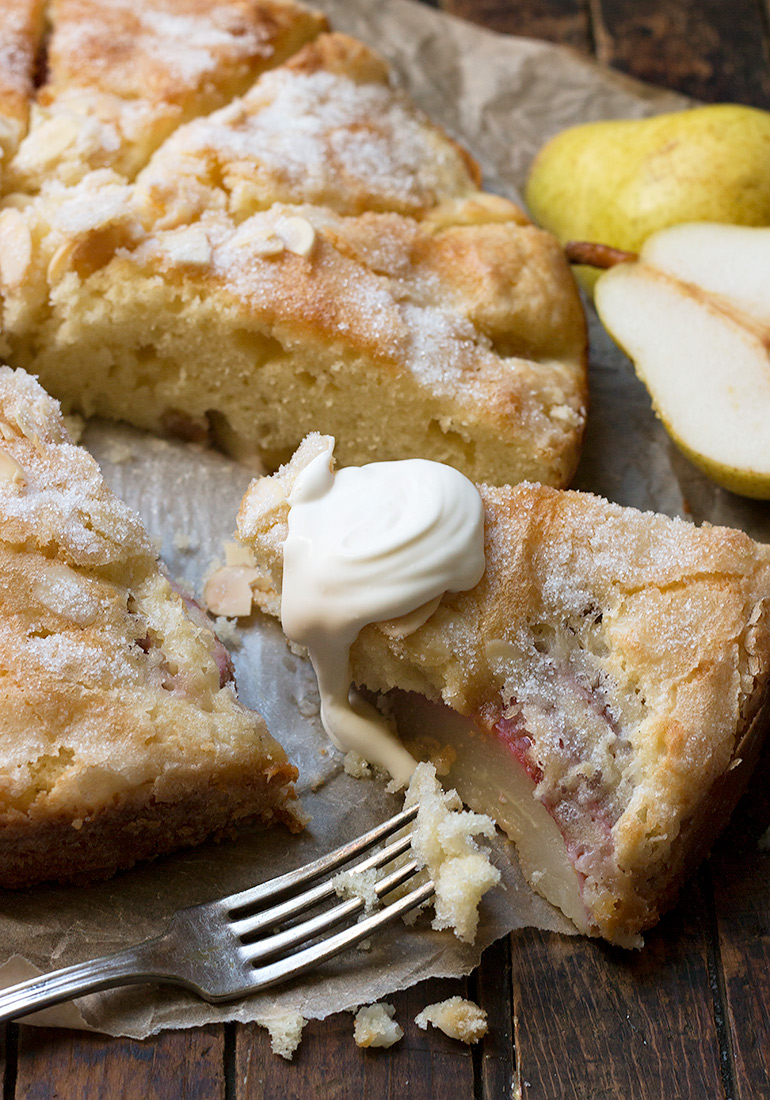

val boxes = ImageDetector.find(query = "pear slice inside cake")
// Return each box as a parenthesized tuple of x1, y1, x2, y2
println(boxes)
(237, 435, 770, 945)
(0, 367, 299, 889)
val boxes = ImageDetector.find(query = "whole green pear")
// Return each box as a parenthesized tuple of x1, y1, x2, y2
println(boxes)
(525, 104, 770, 293)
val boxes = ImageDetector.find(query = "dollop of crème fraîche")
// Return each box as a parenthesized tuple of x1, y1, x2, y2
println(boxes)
(280, 439, 486, 783)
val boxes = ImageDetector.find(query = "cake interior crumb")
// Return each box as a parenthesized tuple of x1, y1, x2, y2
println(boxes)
(404, 762, 501, 943)
(415, 996, 488, 1043)
(256, 1010, 306, 1060)
(353, 1002, 403, 1048)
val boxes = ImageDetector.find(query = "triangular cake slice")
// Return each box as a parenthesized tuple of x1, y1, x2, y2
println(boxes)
(0, 33, 586, 488)
(237, 435, 770, 945)
(0, 367, 299, 889)
(7, 0, 326, 192)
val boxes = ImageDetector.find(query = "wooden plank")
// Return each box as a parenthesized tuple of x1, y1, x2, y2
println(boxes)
(589, 0, 770, 106)
(1, 1023, 14, 1098)
(510, 877, 725, 1100)
(14, 1024, 225, 1100)
(710, 748, 770, 1100)
(440, 0, 592, 54)
(474, 937, 515, 1099)
(235, 975, 475, 1099)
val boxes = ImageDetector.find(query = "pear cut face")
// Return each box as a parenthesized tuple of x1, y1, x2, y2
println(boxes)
(641, 223, 770, 327)
(595, 222, 770, 495)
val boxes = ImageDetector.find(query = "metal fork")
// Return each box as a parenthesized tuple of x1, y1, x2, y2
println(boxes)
(0, 805, 433, 1025)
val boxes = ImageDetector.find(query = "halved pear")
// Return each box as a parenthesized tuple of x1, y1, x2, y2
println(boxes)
(594, 222, 770, 498)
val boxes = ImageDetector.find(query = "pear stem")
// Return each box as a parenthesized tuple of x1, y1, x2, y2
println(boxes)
(565, 241, 638, 269)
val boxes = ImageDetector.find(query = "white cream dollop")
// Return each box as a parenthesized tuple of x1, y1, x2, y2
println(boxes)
(280, 442, 485, 784)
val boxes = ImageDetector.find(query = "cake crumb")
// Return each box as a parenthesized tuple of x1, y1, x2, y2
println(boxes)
(404, 762, 501, 943)
(333, 867, 379, 913)
(353, 1002, 403, 1048)
(415, 997, 487, 1043)
(214, 616, 241, 648)
(256, 1010, 306, 1060)
(344, 750, 372, 778)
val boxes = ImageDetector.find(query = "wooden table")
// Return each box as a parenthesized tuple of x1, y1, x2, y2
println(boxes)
(3, 2, 770, 1097)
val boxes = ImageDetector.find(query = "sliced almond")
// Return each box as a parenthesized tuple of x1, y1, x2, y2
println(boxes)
(234, 223, 285, 257)
(47, 240, 77, 285)
(0, 447, 25, 488)
(223, 540, 257, 567)
(33, 564, 99, 626)
(276, 216, 316, 258)
(157, 226, 212, 266)
(203, 565, 264, 618)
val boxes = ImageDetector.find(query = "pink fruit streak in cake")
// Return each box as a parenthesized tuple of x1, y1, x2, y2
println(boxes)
(488, 706, 617, 890)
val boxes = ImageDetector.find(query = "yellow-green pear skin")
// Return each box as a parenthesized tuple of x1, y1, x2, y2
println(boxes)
(525, 104, 770, 294)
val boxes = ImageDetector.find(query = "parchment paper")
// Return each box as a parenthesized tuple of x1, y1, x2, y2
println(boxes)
(2, 0, 769, 1041)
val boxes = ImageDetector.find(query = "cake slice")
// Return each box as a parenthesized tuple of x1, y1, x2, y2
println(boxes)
(6, 0, 326, 192)
(237, 435, 770, 946)
(0, 366, 299, 889)
(0, 33, 586, 487)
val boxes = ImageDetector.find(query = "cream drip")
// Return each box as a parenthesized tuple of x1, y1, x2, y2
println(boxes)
(280, 441, 486, 784)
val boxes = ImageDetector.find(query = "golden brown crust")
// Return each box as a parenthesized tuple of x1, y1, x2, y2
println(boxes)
(238, 437, 770, 943)
(6, 0, 327, 188)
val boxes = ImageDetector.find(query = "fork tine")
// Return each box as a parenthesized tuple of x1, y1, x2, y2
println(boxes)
(240, 858, 423, 965)
(222, 803, 419, 917)
(231, 828, 416, 940)
(238, 876, 436, 995)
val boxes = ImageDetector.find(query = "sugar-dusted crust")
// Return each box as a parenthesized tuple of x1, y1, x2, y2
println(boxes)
(0, 367, 299, 889)
(238, 435, 770, 944)
(0, 30, 587, 488)
(7, 0, 327, 190)
(0, 0, 45, 173)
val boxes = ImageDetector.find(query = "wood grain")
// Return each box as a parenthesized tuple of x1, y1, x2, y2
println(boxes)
(440, 0, 593, 54)
(510, 878, 725, 1100)
(589, 0, 770, 106)
(13, 1024, 225, 1100)
(711, 746, 770, 1100)
(473, 936, 515, 1099)
(235, 975, 476, 1099)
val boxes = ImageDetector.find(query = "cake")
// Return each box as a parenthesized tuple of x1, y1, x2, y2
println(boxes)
(0, 10, 587, 487)
(237, 436, 770, 946)
(414, 997, 488, 1043)
(0, 366, 298, 889)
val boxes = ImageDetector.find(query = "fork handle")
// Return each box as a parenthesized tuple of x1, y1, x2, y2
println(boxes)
(0, 938, 168, 1026)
